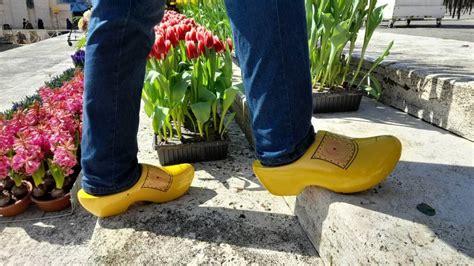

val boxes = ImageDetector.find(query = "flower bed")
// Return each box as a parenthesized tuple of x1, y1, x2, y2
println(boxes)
(0, 72, 84, 216)
(143, 11, 237, 164)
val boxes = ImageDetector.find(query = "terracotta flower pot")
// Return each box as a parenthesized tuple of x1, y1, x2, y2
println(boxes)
(31, 192, 71, 212)
(0, 181, 33, 217)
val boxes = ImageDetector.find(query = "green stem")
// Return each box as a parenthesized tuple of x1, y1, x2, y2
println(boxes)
(32, 162, 45, 187)
(10, 172, 23, 187)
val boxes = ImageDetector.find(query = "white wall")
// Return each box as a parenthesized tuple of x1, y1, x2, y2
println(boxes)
(34, 0, 52, 28)
(0, 0, 71, 30)
(9, 0, 29, 29)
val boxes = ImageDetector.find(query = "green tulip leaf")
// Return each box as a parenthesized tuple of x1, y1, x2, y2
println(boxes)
(191, 102, 211, 125)
(152, 106, 169, 134)
(169, 72, 189, 103)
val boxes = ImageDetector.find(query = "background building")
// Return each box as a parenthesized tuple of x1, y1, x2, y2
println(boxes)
(0, 0, 89, 30)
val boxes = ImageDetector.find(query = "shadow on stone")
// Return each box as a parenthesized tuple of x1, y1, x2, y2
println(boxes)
(0, 207, 97, 246)
(97, 187, 316, 256)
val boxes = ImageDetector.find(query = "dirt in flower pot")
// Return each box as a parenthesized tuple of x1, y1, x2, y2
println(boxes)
(31, 173, 76, 212)
(0, 179, 33, 217)
(0, 178, 30, 207)
(312, 82, 360, 94)
(32, 174, 76, 201)
(157, 121, 225, 145)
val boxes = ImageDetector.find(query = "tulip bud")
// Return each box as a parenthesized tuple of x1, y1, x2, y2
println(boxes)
(186, 41, 198, 59)
(205, 31, 214, 48)
(178, 24, 186, 40)
(196, 30, 205, 44)
(226, 38, 233, 51)
(213, 36, 224, 53)
(166, 27, 179, 46)
(165, 40, 172, 53)
(197, 41, 206, 56)
(151, 35, 167, 59)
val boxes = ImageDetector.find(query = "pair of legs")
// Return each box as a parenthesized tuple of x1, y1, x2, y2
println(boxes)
(81, 0, 314, 195)
(79, 0, 401, 217)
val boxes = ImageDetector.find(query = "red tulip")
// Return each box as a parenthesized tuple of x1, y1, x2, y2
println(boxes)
(186, 41, 198, 59)
(185, 28, 196, 42)
(226, 38, 233, 51)
(196, 30, 206, 44)
(151, 35, 167, 59)
(165, 40, 172, 53)
(205, 31, 214, 48)
(178, 24, 186, 40)
(197, 41, 206, 56)
(213, 36, 224, 53)
(166, 27, 179, 46)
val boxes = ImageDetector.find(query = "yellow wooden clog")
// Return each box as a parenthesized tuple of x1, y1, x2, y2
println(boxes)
(78, 163, 194, 217)
(253, 131, 402, 195)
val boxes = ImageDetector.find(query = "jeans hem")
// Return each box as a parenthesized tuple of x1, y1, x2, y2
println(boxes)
(259, 126, 315, 167)
(81, 165, 142, 196)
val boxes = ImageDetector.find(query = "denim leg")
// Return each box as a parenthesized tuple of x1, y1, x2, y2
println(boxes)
(225, 0, 315, 166)
(81, 0, 165, 195)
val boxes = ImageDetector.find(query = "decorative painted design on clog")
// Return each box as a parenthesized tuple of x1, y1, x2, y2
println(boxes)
(312, 132, 358, 169)
(142, 166, 173, 192)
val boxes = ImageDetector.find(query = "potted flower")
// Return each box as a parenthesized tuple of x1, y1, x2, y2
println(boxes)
(0, 112, 34, 217)
(0, 160, 33, 217)
(306, 0, 393, 113)
(28, 76, 83, 212)
(142, 11, 238, 165)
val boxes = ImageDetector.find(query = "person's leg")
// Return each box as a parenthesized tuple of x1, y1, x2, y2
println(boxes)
(81, 0, 166, 195)
(225, 0, 402, 195)
(79, 0, 194, 217)
(225, 0, 314, 167)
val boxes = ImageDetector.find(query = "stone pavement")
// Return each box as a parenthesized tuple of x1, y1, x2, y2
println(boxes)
(0, 112, 320, 264)
(1, 29, 473, 265)
(0, 37, 320, 264)
(0, 34, 74, 112)
(377, 14, 474, 42)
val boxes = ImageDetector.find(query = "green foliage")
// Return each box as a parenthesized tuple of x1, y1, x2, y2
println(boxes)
(32, 162, 46, 187)
(47, 160, 65, 189)
(44, 68, 76, 89)
(306, 0, 393, 98)
(143, 44, 236, 142)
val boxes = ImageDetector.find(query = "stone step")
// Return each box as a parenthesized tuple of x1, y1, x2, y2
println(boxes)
(352, 31, 474, 141)
(299, 98, 473, 264)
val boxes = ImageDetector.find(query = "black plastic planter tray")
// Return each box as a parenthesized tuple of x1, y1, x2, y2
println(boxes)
(153, 134, 230, 166)
(312, 89, 363, 113)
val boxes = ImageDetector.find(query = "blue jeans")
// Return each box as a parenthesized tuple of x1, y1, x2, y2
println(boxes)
(81, 0, 314, 195)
